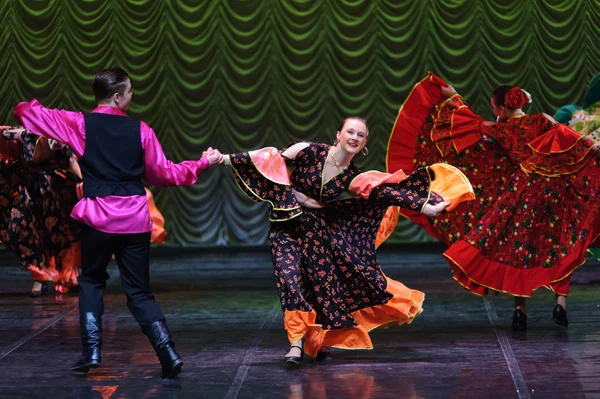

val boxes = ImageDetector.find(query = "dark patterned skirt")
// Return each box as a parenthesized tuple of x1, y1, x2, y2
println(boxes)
(269, 203, 424, 357)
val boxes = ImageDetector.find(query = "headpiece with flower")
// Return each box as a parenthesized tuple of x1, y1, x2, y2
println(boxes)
(505, 87, 532, 109)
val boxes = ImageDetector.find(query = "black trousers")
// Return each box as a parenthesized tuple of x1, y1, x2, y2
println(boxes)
(78, 224, 164, 327)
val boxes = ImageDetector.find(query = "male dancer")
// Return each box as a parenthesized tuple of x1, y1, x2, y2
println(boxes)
(14, 68, 223, 378)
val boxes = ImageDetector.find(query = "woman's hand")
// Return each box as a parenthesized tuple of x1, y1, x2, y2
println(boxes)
(203, 147, 224, 167)
(421, 201, 450, 217)
(440, 85, 457, 98)
(1, 127, 27, 141)
(293, 189, 324, 209)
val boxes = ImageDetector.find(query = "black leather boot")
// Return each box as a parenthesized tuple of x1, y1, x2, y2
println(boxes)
(553, 304, 569, 327)
(71, 312, 102, 372)
(511, 309, 527, 331)
(144, 321, 183, 378)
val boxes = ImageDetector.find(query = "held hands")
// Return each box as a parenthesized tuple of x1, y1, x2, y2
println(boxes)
(293, 189, 324, 209)
(421, 201, 450, 217)
(202, 147, 225, 167)
(440, 85, 457, 98)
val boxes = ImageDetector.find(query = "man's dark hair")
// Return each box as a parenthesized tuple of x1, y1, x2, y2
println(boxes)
(92, 68, 130, 102)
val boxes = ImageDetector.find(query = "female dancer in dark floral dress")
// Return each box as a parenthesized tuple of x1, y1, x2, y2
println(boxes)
(0, 127, 81, 295)
(388, 73, 600, 330)
(213, 117, 475, 366)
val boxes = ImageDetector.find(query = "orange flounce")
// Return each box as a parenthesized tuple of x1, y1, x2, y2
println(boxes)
(350, 164, 475, 247)
(145, 188, 167, 244)
(28, 258, 60, 282)
(284, 275, 424, 357)
(248, 147, 291, 185)
(55, 242, 81, 293)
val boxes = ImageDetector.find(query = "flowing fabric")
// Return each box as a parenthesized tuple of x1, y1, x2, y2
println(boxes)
(0, 128, 81, 291)
(387, 73, 600, 297)
(229, 142, 474, 356)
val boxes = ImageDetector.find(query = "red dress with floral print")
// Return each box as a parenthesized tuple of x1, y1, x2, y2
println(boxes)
(229, 142, 474, 357)
(388, 73, 600, 297)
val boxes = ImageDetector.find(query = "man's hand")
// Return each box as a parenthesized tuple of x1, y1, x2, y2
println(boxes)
(203, 147, 224, 167)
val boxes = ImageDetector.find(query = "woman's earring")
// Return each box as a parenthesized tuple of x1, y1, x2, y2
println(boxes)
(361, 146, 369, 156)
(333, 139, 339, 146)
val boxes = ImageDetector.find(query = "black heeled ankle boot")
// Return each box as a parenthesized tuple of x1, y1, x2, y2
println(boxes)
(71, 312, 102, 372)
(553, 304, 569, 327)
(511, 309, 527, 331)
(144, 321, 183, 378)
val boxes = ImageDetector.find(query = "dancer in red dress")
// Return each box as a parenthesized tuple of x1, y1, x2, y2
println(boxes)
(387, 73, 600, 330)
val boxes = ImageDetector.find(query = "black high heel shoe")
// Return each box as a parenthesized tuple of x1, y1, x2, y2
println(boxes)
(316, 347, 333, 361)
(285, 344, 304, 367)
(511, 309, 527, 331)
(553, 304, 569, 327)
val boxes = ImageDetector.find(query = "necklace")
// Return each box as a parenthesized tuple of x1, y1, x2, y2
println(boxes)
(330, 152, 348, 172)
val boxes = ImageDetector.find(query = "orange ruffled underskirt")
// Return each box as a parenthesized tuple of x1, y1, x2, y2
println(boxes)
(27, 241, 81, 293)
(28, 187, 167, 292)
(284, 276, 424, 357)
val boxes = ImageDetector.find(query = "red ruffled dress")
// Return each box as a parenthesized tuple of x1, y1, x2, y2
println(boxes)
(388, 73, 600, 297)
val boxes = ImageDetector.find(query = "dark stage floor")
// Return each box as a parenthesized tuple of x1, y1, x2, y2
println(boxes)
(1, 248, 600, 399)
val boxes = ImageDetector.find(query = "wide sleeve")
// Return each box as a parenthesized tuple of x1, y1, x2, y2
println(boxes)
(348, 163, 475, 247)
(429, 94, 485, 156)
(142, 123, 210, 187)
(524, 120, 596, 176)
(349, 163, 474, 212)
(229, 147, 302, 222)
(387, 72, 485, 174)
(13, 100, 86, 157)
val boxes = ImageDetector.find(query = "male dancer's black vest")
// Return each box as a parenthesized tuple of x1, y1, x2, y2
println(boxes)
(80, 113, 145, 198)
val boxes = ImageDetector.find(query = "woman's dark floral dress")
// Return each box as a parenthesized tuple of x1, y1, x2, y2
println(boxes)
(0, 128, 81, 288)
(229, 142, 455, 357)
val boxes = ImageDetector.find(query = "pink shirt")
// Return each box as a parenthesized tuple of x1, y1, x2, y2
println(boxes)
(14, 100, 209, 234)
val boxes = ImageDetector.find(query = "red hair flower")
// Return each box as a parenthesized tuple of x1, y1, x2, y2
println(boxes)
(505, 87, 531, 109)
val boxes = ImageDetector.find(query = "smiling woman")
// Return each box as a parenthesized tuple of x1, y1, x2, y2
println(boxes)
(211, 117, 475, 367)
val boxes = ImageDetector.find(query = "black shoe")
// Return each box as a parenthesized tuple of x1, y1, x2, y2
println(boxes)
(553, 304, 569, 327)
(144, 321, 183, 378)
(67, 285, 80, 295)
(285, 345, 304, 368)
(511, 309, 527, 331)
(71, 312, 102, 373)
(316, 347, 333, 361)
